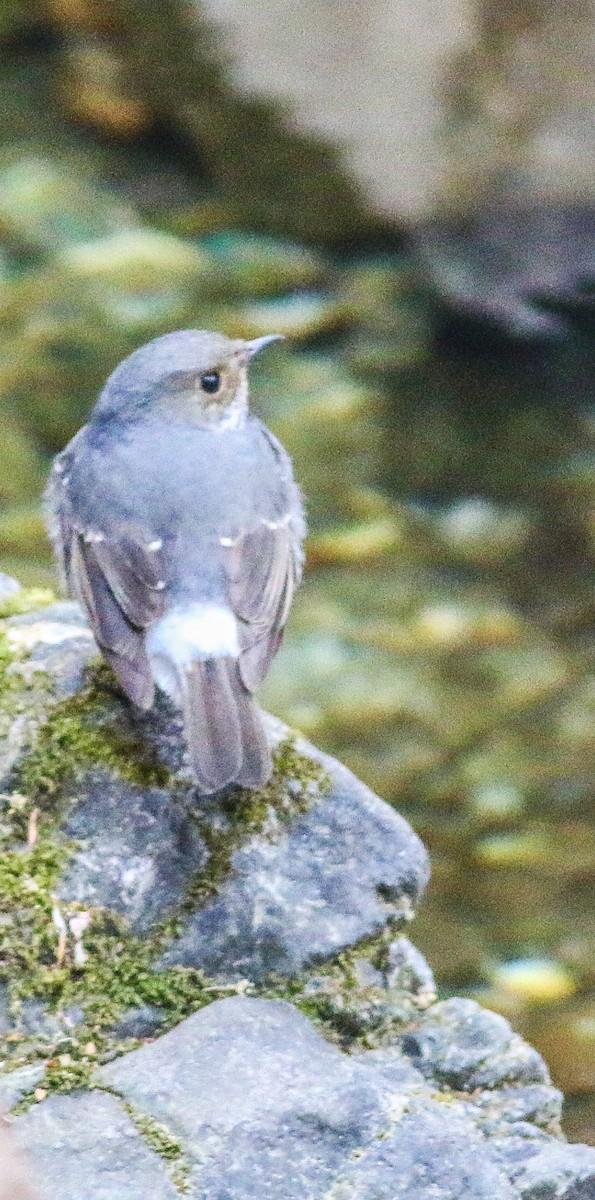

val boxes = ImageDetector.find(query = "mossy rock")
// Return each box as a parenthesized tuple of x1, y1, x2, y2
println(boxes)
(0, 591, 428, 1084)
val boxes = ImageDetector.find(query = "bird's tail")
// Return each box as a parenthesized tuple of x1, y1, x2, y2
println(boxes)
(181, 658, 272, 794)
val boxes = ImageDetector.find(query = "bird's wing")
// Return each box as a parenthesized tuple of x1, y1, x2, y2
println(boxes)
(221, 427, 304, 691)
(46, 456, 168, 709)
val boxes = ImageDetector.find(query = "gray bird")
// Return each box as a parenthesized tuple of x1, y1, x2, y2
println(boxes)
(45, 329, 305, 793)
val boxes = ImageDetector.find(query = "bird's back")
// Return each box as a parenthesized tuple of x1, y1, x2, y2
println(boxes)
(54, 410, 301, 603)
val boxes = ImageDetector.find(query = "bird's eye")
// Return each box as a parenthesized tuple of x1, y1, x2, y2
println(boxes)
(200, 371, 221, 395)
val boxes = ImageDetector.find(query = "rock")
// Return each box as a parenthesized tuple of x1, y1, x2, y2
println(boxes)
(327, 1104, 517, 1200)
(0, 986, 11, 1037)
(16, 1002, 84, 1042)
(515, 1144, 595, 1200)
(415, 205, 595, 339)
(7, 603, 85, 628)
(0, 1065, 46, 1111)
(96, 997, 384, 1174)
(1, 596, 595, 1197)
(298, 938, 436, 1037)
(14, 1092, 180, 1200)
(6, 603, 97, 698)
(8, 590, 427, 964)
(93, 996, 595, 1199)
(1, 597, 429, 976)
(0, 596, 429, 1059)
(386, 935, 436, 1000)
(159, 740, 429, 982)
(471, 1083, 563, 1135)
(490, 1136, 595, 1200)
(201, 0, 473, 220)
(111, 1004, 167, 1040)
(400, 998, 549, 1091)
(95, 996, 519, 1198)
(59, 771, 208, 933)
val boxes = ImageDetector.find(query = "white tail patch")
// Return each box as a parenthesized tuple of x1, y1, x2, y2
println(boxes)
(147, 603, 240, 700)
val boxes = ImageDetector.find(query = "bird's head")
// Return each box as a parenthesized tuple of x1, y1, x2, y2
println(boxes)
(94, 329, 283, 426)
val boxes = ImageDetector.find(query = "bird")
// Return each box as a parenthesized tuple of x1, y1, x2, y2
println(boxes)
(45, 329, 305, 794)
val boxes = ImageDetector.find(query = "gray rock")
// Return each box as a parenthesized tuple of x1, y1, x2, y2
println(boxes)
(94, 996, 595, 1200)
(386, 935, 436, 1000)
(0, 986, 11, 1037)
(159, 748, 429, 982)
(14, 1091, 180, 1200)
(414, 204, 595, 339)
(299, 941, 436, 1037)
(111, 1004, 166, 1039)
(352, 1044, 433, 1092)
(0, 705, 46, 793)
(2, 600, 595, 1198)
(472, 1083, 563, 1134)
(400, 997, 550, 1091)
(97, 997, 384, 1165)
(0, 1065, 46, 1111)
(26, 639, 98, 699)
(0, 992, 84, 1056)
(0, 602, 100, 790)
(59, 770, 208, 931)
(6, 601, 428, 970)
(2, 994, 594, 1200)
(6, 603, 98, 698)
(6, 603, 86, 628)
(492, 1136, 595, 1199)
(328, 1102, 517, 1200)
(16, 1003, 84, 1042)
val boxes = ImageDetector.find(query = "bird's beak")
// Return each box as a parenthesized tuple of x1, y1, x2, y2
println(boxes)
(244, 334, 285, 359)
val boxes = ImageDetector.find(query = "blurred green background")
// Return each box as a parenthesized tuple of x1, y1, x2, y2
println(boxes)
(1, 0, 595, 1144)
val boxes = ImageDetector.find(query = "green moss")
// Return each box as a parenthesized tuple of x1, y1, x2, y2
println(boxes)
(0, 822, 71, 984)
(19, 660, 171, 799)
(38, 1054, 96, 1096)
(0, 814, 210, 1035)
(122, 1105, 192, 1192)
(59, 909, 209, 1029)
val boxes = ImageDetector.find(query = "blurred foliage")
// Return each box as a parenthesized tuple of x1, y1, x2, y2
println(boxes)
(0, 0, 371, 244)
(0, 0, 595, 1144)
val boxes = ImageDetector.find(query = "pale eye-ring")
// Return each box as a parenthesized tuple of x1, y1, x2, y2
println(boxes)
(200, 371, 221, 395)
